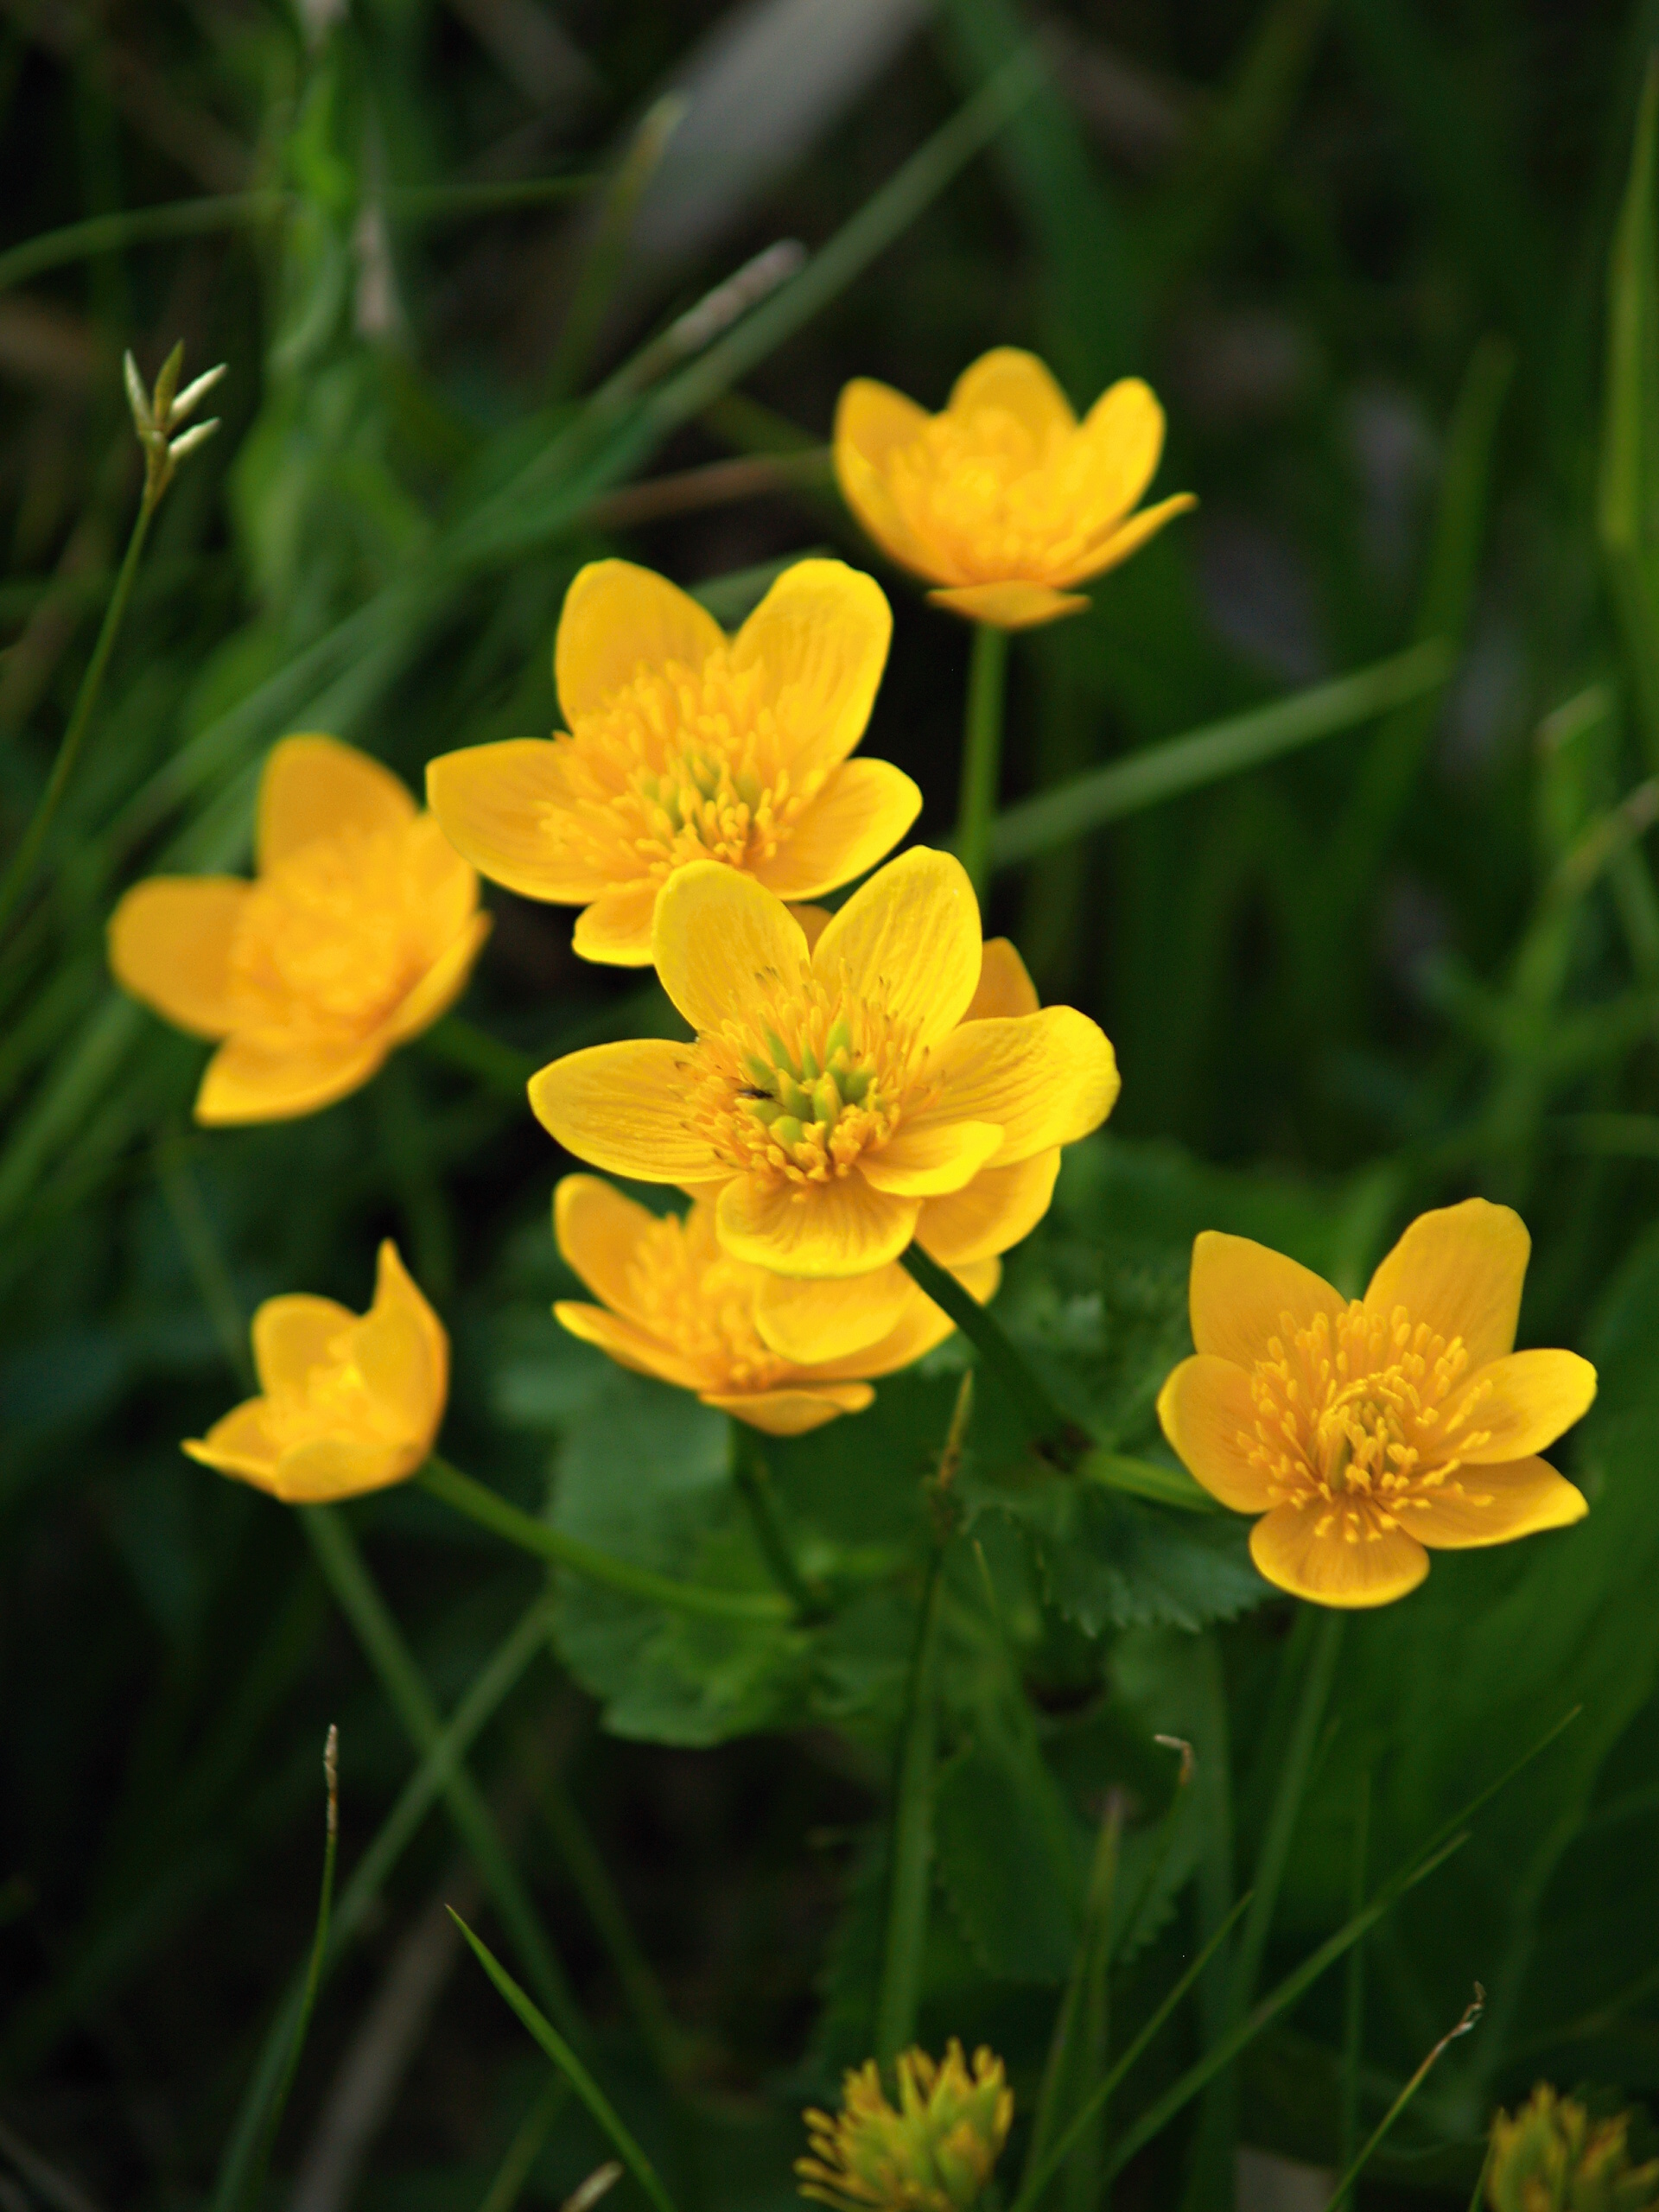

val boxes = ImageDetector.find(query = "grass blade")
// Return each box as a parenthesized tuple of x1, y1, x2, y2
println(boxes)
(874, 1539, 948, 2062)
(1327, 1986, 1484, 2209)
(1601, 54, 1659, 767)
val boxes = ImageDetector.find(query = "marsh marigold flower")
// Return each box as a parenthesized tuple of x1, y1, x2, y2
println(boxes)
(529, 847, 1119, 1281)
(834, 347, 1194, 631)
(1488, 2088, 1659, 2212)
(110, 734, 488, 1122)
(797, 2042, 1013, 2212)
(425, 556, 919, 966)
(1156, 1200, 1597, 1608)
(184, 1242, 447, 1503)
(553, 1177, 995, 1434)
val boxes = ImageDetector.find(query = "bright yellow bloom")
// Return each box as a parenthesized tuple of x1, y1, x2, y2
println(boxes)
(184, 1242, 448, 1503)
(797, 2042, 1013, 2212)
(834, 348, 1194, 631)
(109, 734, 489, 1123)
(1157, 1200, 1597, 1609)
(554, 1177, 995, 1435)
(1488, 2087, 1659, 2212)
(425, 557, 919, 966)
(529, 848, 1119, 1281)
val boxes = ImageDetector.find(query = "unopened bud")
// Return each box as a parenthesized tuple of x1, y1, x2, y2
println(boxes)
(1488, 2086, 1659, 2212)
(797, 2042, 1012, 2212)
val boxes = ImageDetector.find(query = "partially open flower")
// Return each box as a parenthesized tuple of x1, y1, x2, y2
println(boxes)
(554, 1177, 995, 1435)
(797, 2042, 1013, 2212)
(184, 1243, 447, 1503)
(529, 847, 1119, 1281)
(835, 347, 1194, 631)
(1488, 2086, 1659, 2212)
(426, 557, 919, 965)
(1157, 1200, 1597, 1608)
(109, 734, 489, 1122)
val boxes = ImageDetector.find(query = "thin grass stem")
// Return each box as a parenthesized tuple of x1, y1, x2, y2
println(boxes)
(1326, 1986, 1484, 2209)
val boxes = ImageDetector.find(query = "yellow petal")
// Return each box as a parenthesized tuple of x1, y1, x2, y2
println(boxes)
(572, 880, 660, 967)
(836, 439, 950, 582)
(556, 559, 724, 722)
(1408, 1455, 1588, 1549)
(1076, 378, 1167, 524)
(1155, 1355, 1274, 1512)
(948, 347, 1077, 439)
(860, 1117, 1003, 1197)
(1452, 1348, 1598, 1463)
(384, 912, 493, 1044)
(268, 1434, 417, 1503)
(1188, 1231, 1345, 1370)
(1363, 1198, 1530, 1367)
(753, 1262, 916, 1363)
(963, 938, 1039, 1021)
(812, 1257, 1001, 1381)
(916, 1149, 1060, 1266)
(529, 1038, 725, 1182)
(183, 1402, 283, 1484)
(928, 1007, 1119, 1165)
(1249, 1497, 1430, 1609)
(730, 557, 893, 772)
(108, 876, 250, 1038)
(1055, 493, 1198, 588)
(257, 734, 415, 871)
(196, 1033, 387, 1124)
(555, 1174, 658, 1323)
(752, 760, 922, 899)
(652, 862, 808, 1033)
(425, 740, 612, 902)
(834, 375, 931, 468)
(353, 1241, 448, 1452)
(253, 1293, 353, 1396)
(927, 582, 1090, 629)
(812, 846, 982, 1050)
(402, 813, 483, 952)
(716, 1173, 918, 1279)
(704, 1384, 873, 1434)
(554, 1300, 707, 1391)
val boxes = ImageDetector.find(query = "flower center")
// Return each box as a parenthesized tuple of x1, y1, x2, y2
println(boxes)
(1243, 1302, 1499, 1541)
(546, 652, 830, 885)
(229, 829, 423, 1037)
(687, 967, 934, 1187)
(891, 408, 1105, 582)
(626, 1209, 788, 1392)
(270, 1331, 410, 1447)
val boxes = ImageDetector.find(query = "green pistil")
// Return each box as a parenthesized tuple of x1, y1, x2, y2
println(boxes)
(742, 1016, 879, 1147)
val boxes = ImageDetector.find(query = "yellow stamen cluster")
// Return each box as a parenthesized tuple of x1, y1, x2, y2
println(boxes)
(1488, 2086, 1659, 2212)
(229, 829, 426, 1037)
(887, 410, 1122, 583)
(622, 1205, 791, 1393)
(1243, 1302, 1499, 1543)
(551, 654, 829, 885)
(690, 969, 935, 1186)
(797, 2043, 1013, 2212)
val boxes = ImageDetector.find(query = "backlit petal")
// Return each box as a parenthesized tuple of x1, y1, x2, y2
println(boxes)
(553, 1301, 706, 1391)
(716, 1173, 918, 1279)
(1189, 1232, 1345, 1369)
(1155, 1355, 1274, 1513)
(834, 440, 946, 582)
(196, 1033, 386, 1124)
(1363, 1198, 1530, 1368)
(860, 1117, 1003, 1197)
(731, 558, 893, 772)
(963, 938, 1039, 1022)
(426, 740, 612, 902)
(1075, 378, 1166, 524)
(1054, 494, 1198, 588)
(556, 559, 724, 722)
(948, 347, 1077, 441)
(268, 1434, 415, 1503)
(751, 760, 921, 899)
(108, 876, 250, 1038)
(916, 1148, 1060, 1266)
(383, 912, 492, 1043)
(257, 734, 415, 871)
(652, 862, 808, 1033)
(927, 582, 1089, 629)
(253, 1294, 352, 1396)
(529, 1038, 724, 1182)
(928, 1007, 1119, 1164)
(573, 880, 659, 967)
(353, 1241, 448, 1450)
(704, 1384, 872, 1434)
(554, 1174, 657, 1325)
(1453, 1348, 1598, 1463)
(183, 1402, 283, 1482)
(1249, 1497, 1429, 1609)
(1408, 1455, 1588, 1549)
(754, 1262, 914, 1363)
(812, 846, 982, 1049)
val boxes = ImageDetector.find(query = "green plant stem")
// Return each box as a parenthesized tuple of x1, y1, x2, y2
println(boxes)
(728, 1426, 825, 1621)
(1326, 1987, 1484, 2210)
(899, 1243, 1077, 1457)
(476, 2076, 571, 2212)
(417, 1456, 791, 1624)
(874, 1540, 947, 2063)
(1338, 1769, 1371, 2174)
(0, 487, 155, 939)
(957, 622, 1009, 902)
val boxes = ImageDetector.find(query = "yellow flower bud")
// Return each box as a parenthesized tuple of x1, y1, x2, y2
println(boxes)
(796, 2042, 1013, 2212)
(1488, 2087, 1659, 2212)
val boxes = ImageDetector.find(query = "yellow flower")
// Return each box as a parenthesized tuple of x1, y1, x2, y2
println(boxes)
(796, 2042, 1013, 2212)
(553, 1176, 996, 1435)
(184, 1242, 447, 1503)
(1488, 2087, 1659, 2212)
(528, 847, 1120, 1281)
(109, 734, 489, 1123)
(425, 556, 919, 966)
(1156, 1200, 1597, 1608)
(834, 347, 1194, 631)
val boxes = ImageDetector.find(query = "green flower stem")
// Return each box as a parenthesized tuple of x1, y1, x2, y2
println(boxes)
(899, 1243, 1079, 1460)
(956, 620, 1009, 903)
(728, 1424, 827, 1621)
(874, 1536, 946, 2063)
(417, 1453, 791, 1624)
(0, 486, 156, 939)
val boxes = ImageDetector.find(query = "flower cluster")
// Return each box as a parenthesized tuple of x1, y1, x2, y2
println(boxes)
(1487, 2087, 1659, 2212)
(797, 2043, 1013, 2212)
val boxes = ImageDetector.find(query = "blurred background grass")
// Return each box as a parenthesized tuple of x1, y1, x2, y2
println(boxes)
(4, 2, 1659, 2207)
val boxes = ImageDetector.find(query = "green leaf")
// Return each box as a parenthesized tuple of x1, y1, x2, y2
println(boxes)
(934, 1738, 1083, 1984)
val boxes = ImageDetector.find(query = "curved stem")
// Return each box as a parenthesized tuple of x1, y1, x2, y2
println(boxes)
(956, 621, 1008, 903)
(900, 1243, 1079, 1460)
